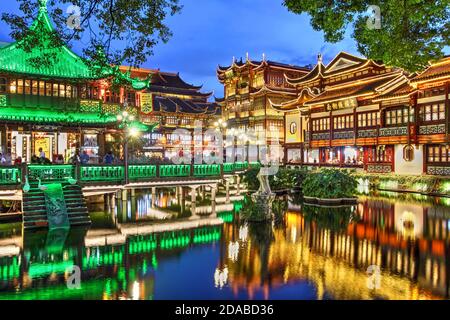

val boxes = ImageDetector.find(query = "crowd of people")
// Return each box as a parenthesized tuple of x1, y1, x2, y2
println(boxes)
(0, 148, 119, 166)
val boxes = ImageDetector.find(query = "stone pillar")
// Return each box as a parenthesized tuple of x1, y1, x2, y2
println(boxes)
(211, 184, 217, 217)
(121, 189, 128, 201)
(189, 186, 199, 220)
(110, 193, 116, 209)
(131, 188, 136, 197)
(151, 187, 156, 208)
(105, 193, 110, 211)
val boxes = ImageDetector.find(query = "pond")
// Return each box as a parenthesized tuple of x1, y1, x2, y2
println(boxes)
(0, 187, 448, 300)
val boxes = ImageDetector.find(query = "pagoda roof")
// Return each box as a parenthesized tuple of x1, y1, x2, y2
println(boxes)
(269, 88, 319, 112)
(373, 77, 416, 102)
(145, 85, 212, 98)
(304, 73, 402, 106)
(148, 71, 203, 90)
(217, 56, 309, 73)
(0, 1, 108, 80)
(153, 96, 221, 116)
(411, 56, 450, 84)
(286, 52, 386, 86)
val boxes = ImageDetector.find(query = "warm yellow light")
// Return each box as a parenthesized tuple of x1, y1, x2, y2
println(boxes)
(116, 115, 123, 121)
(129, 127, 139, 137)
(122, 111, 128, 117)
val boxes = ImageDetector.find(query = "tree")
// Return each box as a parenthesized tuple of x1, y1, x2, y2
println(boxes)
(283, 0, 450, 71)
(1, 0, 182, 68)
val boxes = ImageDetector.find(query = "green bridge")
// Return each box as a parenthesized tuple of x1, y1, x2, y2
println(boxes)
(0, 161, 260, 188)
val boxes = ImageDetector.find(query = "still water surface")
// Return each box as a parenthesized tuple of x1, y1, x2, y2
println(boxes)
(0, 188, 449, 300)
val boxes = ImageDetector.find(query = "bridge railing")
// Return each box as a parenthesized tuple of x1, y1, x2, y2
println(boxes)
(12, 162, 255, 185)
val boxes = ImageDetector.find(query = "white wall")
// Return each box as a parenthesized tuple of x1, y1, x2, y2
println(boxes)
(394, 144, 423, 175)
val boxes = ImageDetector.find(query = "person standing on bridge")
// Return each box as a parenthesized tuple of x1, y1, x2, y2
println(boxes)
(104, 151, 114, 164)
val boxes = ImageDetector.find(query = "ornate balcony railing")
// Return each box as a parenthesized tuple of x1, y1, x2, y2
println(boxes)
(367, 163, 393, 173)
(419, 124, 446, 135)
(333, 130, 355, 140)
(159, 164, 191, 177)
(0, 167, 21, 185)
(357, 129, 378, 139)
(28, 165, 75, 181)
(80, 165, 124, 182)
(379, 126, 408, 137)
(193, 164, 221, 177)
(129, 165, 157, 180)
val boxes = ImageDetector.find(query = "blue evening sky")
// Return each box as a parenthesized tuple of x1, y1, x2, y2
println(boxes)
(0, 0, 371, 97)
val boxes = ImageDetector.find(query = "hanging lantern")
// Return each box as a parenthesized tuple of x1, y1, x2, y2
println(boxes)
(403, 145, 415, 162)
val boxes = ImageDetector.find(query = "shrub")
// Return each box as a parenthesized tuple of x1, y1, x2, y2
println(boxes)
(242, 167, 307, 191)
(302, 169, 357, 199)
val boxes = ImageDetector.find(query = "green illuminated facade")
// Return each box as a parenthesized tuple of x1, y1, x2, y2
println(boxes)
(0, 0, 155, 163)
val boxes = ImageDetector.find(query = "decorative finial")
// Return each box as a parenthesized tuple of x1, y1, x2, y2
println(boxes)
(232, 56, 236, 64)
(38, 0, 48, 10)
(246, 52, 249, 62)
(262, 53, 266, 62)
(317, 53, 323, 64)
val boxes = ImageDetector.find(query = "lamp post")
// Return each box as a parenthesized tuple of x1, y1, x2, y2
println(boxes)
(116, 105, 137, 185)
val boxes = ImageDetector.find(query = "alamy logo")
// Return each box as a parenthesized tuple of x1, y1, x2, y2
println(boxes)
(66, 265, 81, 289)
(66, 5, 82, 30)
(366, 5, 381, 30)
(366, 265, 381, 290)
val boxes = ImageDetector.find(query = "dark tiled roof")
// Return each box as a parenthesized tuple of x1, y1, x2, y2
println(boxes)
(287, 63, 325, 84)
(305, 74, 398, 105)
(146, 85, 212, 98)
(150, 71, 203, 90)
(218, 59, 309, 72)
(153, 96, 221, 116)
(411, 57, 450, 83)
(374, 82, 414, 100)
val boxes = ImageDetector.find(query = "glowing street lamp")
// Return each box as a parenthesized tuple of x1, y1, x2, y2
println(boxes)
(116, 103, 140, 185)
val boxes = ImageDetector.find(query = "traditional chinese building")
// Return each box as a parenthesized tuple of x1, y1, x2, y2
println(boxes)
(0, 0, 154, 164)
(216, 55, 310, 161)
(271, 51, 450, 176)
(134, 68, 221, 160)
(0, 0, 219, 164)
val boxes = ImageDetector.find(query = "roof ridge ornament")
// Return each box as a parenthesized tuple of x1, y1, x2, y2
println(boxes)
(38, 0, 48, 11)
(317, 53, 323, 64)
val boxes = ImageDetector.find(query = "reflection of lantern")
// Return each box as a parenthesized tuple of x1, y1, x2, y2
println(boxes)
(403, 145, 414, 162)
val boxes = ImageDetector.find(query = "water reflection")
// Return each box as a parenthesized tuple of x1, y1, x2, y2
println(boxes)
(0, 188, 448, 300)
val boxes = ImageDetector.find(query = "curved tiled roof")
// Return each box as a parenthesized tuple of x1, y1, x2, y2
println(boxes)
(0, 2, 106, 80)
(411, 56, 450, 83)
(153, 96, 221, 116)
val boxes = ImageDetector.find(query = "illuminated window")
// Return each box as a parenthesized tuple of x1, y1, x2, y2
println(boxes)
(17, 79, 23, 94)
(8, 79, 16, 93)
(24, 80, 31, 95)
(385, 108, 413, 126)
(428, 145, 450, 163)
(419, 103, 445, 122)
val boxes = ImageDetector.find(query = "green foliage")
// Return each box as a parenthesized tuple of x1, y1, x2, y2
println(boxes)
(302, 169, 357, 199)
(283, 0, 450, 72)
(302, 205, 360, 232)
(2, 0, 182, 68)
(241, 167, 307, 191)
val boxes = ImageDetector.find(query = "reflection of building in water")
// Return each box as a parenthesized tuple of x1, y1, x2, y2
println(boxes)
(223, 198, 449, 299)
(0, 224, 222, 299)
